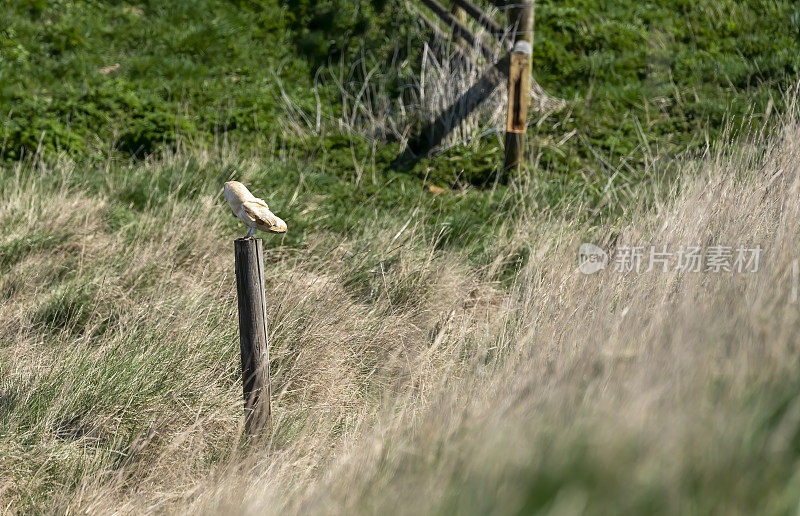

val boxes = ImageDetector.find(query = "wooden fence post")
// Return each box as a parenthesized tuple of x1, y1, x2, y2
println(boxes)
(503, 1, 534, 171)
(234, 237, 270, 435)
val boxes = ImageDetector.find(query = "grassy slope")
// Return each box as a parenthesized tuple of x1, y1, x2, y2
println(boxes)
(2, 1, 800, 227)
(0, 147, 519, 511)
(0, 0, 307, 158)
(2, 0, 800, 512)
(1, 0, 519, 265)
(523, 0, 800, 208)
(2, 99, 800, 514)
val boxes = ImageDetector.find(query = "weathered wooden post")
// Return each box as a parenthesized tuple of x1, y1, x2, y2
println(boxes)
(234, 237, 270, 435)
(503, 0, 534, 171)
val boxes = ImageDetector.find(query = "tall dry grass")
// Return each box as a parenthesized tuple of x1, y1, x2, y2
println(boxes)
(185, 99, 800, 514)
(2, 96, 800, 514)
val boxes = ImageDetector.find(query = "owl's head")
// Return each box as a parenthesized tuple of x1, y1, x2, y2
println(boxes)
(224, 181, 252, 207)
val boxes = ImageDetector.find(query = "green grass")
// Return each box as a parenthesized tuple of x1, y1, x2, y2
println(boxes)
(2, 0, 799, 232)
(1, 0, 305, 158)
(526, 0, 800, 172)
(0, 0, 408, 159)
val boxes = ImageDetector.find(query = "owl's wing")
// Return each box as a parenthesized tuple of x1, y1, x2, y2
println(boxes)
(242, 199, 286, 233)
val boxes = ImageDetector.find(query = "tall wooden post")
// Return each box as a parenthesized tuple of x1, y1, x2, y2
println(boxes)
(234, 238, 270, 435)
(503, 1, 534, 172)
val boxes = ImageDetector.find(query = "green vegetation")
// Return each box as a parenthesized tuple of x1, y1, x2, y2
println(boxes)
(529, 0, 800, 182)
(2, 0, 800, 512)
(2, 0, 799, 231)
(0, 0, 405, 159)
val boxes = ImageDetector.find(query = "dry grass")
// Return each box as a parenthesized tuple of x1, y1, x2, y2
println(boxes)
(2, 96, 800, 513)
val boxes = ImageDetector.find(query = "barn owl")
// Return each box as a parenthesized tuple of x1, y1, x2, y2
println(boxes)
(224, 181, 287, 238)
